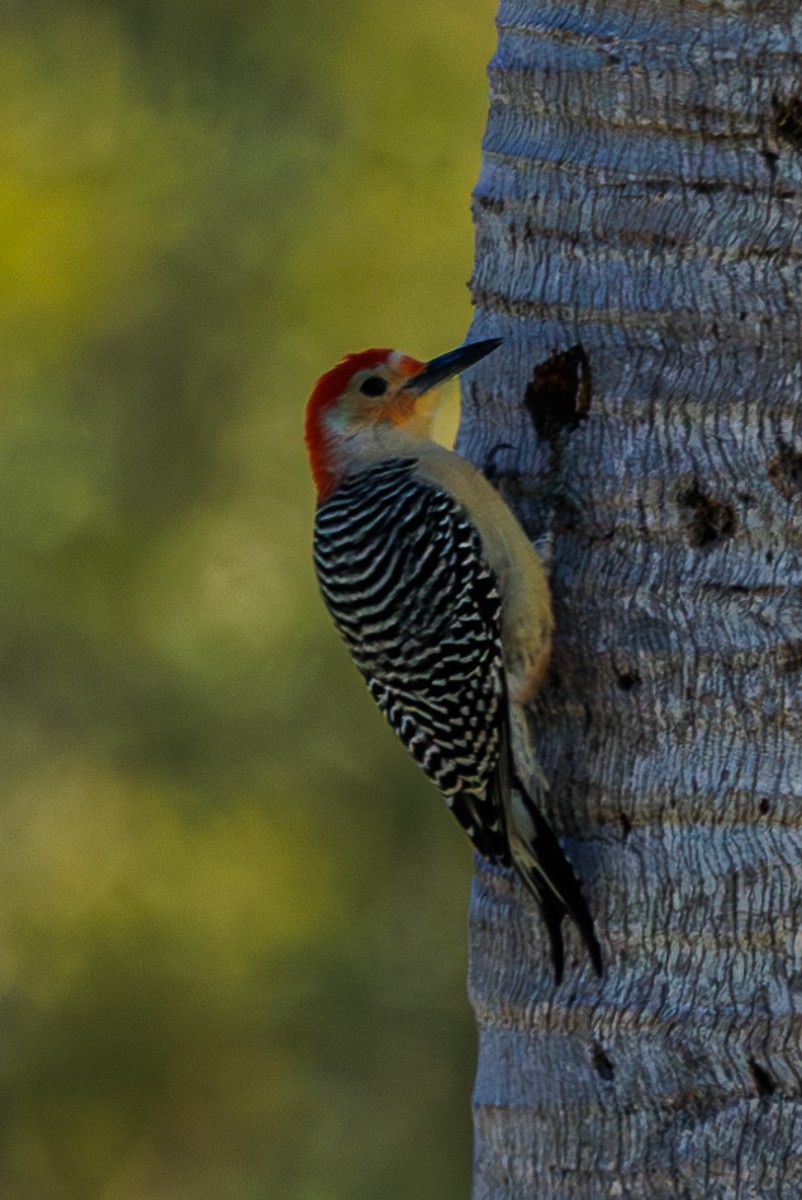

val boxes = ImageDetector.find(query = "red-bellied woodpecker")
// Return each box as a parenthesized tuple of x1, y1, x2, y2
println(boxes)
(305, 339, 601, 981)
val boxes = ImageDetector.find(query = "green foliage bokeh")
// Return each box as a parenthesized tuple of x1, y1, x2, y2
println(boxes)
(0, 1, 495, 1196)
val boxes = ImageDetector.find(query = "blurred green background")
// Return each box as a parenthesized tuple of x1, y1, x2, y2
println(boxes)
(0, 2, 495, 1196)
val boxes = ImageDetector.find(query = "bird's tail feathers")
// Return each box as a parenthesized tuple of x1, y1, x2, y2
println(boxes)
(507, 779, 602, 983)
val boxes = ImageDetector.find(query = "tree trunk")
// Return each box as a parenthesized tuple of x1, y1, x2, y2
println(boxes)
(461, 2, 802, 1196)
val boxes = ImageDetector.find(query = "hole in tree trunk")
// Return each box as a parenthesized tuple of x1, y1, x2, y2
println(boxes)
(592, 1041, 615, 1082)
(748, 1059, 776, 1097)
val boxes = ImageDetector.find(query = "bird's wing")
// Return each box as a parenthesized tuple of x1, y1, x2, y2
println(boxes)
(314, 458, 509, 863)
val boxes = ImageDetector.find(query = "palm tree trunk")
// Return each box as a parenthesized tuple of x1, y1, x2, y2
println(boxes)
(462, 2, 802, 1196)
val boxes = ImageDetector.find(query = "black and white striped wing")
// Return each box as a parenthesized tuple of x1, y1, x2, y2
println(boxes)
(313, 458, 510, 864)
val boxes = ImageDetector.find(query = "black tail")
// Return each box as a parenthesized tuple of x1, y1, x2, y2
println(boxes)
(509, 776, 602, 985)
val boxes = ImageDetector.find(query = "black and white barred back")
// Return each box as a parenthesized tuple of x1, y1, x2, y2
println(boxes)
(313, 458, 511, 865)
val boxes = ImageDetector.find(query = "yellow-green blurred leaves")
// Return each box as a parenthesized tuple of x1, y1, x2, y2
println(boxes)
(0, 0, 494, 1195)
(0, 13, 204, 367)
(2, 763, 338, 995)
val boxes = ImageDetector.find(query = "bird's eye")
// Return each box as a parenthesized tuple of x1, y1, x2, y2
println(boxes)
(359, 376, 388, 398)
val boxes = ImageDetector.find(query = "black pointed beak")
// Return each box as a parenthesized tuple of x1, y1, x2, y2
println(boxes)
(401, 337, 502, 396)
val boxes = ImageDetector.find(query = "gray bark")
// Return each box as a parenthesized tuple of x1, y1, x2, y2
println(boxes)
(460, 2, 802, 1197)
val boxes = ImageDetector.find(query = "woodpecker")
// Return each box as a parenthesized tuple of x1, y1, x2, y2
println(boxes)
(305, 339, 601, 981)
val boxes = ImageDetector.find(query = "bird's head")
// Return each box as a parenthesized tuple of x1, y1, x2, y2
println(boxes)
(305, 338, 501, 500)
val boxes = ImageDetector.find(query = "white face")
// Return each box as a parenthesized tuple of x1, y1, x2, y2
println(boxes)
(325, 354, 431, 439)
